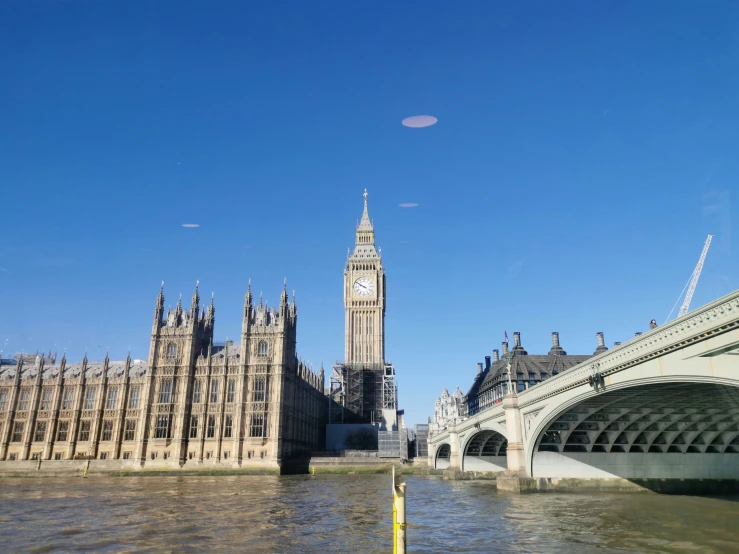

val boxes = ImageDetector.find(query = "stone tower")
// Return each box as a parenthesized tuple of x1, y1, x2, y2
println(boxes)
(344, 189, 386, 365)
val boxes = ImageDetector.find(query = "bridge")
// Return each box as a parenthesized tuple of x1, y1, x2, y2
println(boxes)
(428, 290, 739, 492)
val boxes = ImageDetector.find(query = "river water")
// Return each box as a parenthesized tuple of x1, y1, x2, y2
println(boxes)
(0, 475, 738, 553)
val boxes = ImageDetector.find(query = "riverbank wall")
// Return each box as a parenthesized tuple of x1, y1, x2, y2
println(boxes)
(0, 458, 438, 478)
(496, 475, 739, 495)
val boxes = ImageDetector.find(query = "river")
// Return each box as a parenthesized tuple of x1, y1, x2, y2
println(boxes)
(0, 475, 737, 553)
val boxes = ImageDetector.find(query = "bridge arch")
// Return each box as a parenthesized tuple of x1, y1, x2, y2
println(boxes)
(461, 429, 507, 473)
(526, 378, 739, 480)
(434, 443, 451, 470)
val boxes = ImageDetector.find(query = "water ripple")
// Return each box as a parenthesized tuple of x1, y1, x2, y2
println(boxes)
(0, 475, 737, 553)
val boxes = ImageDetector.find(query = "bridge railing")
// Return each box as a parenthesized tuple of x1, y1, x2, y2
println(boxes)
(516, 289, 739, 408)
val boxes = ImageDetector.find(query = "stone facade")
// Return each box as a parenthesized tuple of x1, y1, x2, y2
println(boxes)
(429, 386, 465, 437)
(0, 282, 327, 469)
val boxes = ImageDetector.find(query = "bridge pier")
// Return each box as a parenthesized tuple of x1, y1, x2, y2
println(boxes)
(447, 431, 461, 471)
(497, 392, 538, 492)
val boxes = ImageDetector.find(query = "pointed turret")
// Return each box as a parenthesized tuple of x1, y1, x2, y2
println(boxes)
(280, 278, 288, 309)
(152, 281, 165, 332)
(206, 292, 215, 325)
(191, 280, 200, 320)
(349, 189, 381, 261)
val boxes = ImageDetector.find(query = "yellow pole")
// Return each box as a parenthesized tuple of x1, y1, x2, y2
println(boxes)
(392, 466, 406, 553)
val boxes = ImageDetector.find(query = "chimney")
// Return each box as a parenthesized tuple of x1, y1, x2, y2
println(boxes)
(511, 332, 528, 354)
(635, 332, 642, 337)
(548, 331, 567, 355)
(484, 356, 491, 371)
(492, 349, 500, 362)
(477, 363, 483, 374)
(502, 341, 509, 356)
(614, 342, 621, 346)
(594, 332, 608, 355)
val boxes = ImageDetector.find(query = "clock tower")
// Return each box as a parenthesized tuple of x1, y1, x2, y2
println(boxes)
(344, 189, 386, 366)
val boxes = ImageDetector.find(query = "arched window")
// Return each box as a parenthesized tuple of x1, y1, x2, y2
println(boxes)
(257, 340, 268, 357)
(166, 343, 176, 360)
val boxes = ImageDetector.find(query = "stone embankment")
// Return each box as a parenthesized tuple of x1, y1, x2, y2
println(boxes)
(0, 458, 438, 478)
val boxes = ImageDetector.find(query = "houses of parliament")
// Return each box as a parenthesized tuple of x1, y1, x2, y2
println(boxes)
(0, 190, 393, 470)
(0, 280, 326, 469)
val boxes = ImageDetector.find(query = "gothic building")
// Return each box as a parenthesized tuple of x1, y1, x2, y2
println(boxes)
(0, 281, 327, 470)
(330, 190, 398, 425)
(430, 331, 608, 436)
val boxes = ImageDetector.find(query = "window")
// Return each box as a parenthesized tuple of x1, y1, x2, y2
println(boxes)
(128, 386, 140, 409)
(40, 389, 52, 410)
(31, 452, 40, 460)
(0, 390, 7, 410)
(18, 389, 30, 411)
(122, 451, 131, 460)
(84, 388, 96, 410)
(159, 379, 173, 404)
(124, 420, 136, 441)
(193, 380, 202, 403)
(9, 453, 17, 461)
(99, 452, 108, 460)
(210, 380, 218, 403)
(155, 415, 170, 439)
(166, 342, 177, 360)
(529, 380, 537, 388)
(223, 451, 229, 459)
(253, 378, 266, 402)
(207, 415, 216, 438)
(224, 415, 233, 438)
(540, 372, 548, 380)
(57, 421, 69, 441)
(190, 416, 198, 438)
(150, 452, 156, 460)
(12, 422, 24, 442)
(227, 379, 235, 403)
(102, 420, 113, 441)
(250, 414, 264, 438)
(517, 381, 526, 393)
(54, 452, 63, 460)
(106, 388, 118, 409)
(257, 340, 268, 357)
(79, 421, 91, 441)
(34, 421, 46, 442)
(188, 451, 194, 460)
(62, 389, 74, 410)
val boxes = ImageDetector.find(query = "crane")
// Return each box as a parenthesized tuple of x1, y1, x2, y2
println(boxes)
(666, 235, 713, 322)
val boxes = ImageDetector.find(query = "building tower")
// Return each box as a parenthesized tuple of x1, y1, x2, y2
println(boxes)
(344, 189, 386, 365)
(331, 190, 397, 425)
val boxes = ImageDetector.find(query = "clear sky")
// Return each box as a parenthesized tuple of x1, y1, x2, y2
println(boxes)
(1, 1, 737, 425)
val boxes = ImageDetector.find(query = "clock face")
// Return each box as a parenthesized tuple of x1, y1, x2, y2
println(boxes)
(353, 277, 374, 297)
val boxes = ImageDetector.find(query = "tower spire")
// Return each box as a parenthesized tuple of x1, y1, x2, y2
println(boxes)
(357, 188, 373, 232)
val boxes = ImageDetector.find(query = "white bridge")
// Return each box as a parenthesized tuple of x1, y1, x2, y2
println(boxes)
(428, 290, 739, 487)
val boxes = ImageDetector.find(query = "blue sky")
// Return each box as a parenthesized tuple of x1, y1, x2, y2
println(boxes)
(1, 1, 737, 425)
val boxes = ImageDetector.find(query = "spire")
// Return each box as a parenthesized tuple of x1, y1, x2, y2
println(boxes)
(281, 278, 288, 305)
(357, 188, 373, 231)
(245, 279, 252, 306)
(191, 280, 200, 314)
(258, 291, 263, 307)
(350, 189, 380, 260)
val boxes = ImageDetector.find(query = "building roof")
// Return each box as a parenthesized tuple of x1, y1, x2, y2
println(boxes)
(465, 332, 602, 400)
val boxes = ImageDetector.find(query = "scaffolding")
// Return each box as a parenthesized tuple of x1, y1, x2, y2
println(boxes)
(329, 362, 397, 424)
